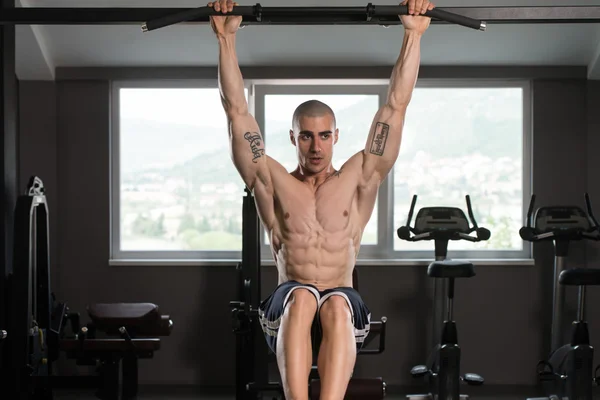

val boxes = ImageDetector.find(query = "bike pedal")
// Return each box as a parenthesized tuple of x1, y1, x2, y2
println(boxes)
(410, 365, 429, 378)
(462, 373, 484, 386)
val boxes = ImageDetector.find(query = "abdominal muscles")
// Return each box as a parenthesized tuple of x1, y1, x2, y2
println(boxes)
(271, 210, 361, 290)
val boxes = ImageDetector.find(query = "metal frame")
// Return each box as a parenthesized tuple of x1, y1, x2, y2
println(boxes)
(0, 0, 18, 387)
(6, 177, 54, 399)
(0, 6, 599, 25)
(141, 5, 485, 32)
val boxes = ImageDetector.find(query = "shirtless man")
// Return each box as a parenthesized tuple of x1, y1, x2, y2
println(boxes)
(209, 1, 433, 398)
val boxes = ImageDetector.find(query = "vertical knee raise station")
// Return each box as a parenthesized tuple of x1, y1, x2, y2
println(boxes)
(397, 194, 490, 400)
(3, 176, 57, 400)
(520, 193, 600, 400)
(0, 176, 174, 400)
(229, 188, 388, 400)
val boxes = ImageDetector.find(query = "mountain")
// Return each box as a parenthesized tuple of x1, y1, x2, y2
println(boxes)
(122, 93, 522, 186)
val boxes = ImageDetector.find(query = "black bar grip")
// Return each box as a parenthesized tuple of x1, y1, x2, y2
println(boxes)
(397, 226, 412, 241)
(406, 194, 417, 226)
(142, 5, 257, 32)
(476, 227, 491, 241)
(428, 7, 485, 30)
(525, 194, 536, 228)
(372, 5, 486, 30)
(519, 227, 535, 241)
(585, 192, 600, 230)
(465, 194, 479, 228)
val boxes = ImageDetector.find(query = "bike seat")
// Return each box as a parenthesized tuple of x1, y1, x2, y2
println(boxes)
(427, 260, 475, 278)
(559, 268, 600, 286)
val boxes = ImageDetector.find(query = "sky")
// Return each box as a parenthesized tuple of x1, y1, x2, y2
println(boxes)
(119, 87, 371, 127)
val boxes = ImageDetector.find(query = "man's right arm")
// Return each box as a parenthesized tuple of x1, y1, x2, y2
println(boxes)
(217, 33, 271, 193)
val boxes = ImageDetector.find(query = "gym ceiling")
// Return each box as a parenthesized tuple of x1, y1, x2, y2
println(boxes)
(14, 0, 600, 80)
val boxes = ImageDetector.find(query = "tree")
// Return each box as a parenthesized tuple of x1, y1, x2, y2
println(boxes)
(178, 213, 196, 234)
(197, 216, 211, 232)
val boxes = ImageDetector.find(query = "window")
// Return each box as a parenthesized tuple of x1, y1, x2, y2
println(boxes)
(111, 79, 531, 264)
(393, 82, 529, 260)
(256, 86, 382, 247)
(111, 81, 249, 261)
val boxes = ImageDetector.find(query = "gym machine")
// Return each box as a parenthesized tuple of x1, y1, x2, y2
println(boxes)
(58, 302, 173, 400)
(397, 194, 490, 400)
(0, 329, 6, 375)
(1, 175, 173, 400)
(1, 176, 59, 399)
(520, 193, 600, 400)
(229, 188, 388, 400)
(229, 188, 279, 399)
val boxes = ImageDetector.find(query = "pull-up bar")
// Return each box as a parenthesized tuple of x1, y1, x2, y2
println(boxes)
(0, 6, 599, 27)
(141, 4, 486, 32)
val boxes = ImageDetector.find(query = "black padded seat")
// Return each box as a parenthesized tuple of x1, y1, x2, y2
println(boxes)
(559, 268, 600, 286)
(427, 260, 475, 278)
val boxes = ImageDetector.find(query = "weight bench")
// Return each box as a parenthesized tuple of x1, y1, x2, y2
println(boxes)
(59, 302, 173, 400)
(308, 268, 388, 399)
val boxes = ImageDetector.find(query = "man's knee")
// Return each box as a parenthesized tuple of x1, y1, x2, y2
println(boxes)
(284, 288, 318, 318)
(319, 295, 352, 327)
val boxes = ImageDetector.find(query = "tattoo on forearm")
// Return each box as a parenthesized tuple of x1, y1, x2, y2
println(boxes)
(244, 132, 265, 163)
(369, 122, 390, 156)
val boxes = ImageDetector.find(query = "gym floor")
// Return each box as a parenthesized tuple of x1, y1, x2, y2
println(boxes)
(52, 385, 552, 400)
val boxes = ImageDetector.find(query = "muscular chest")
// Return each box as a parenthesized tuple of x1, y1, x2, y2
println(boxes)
(275, 179, 356, 235)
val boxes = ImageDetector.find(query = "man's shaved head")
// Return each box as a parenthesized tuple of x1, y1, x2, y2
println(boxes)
(289, 99, 339, 178)
(292, 100, 336, 131)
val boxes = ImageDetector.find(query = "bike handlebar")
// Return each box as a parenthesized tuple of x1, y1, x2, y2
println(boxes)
(397, 194, 490, 243)
(520, 192, 600, 243)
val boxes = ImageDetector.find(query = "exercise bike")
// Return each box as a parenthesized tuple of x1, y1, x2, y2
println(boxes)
(520, 193, 600, 400)
(397, 194, 490, 400)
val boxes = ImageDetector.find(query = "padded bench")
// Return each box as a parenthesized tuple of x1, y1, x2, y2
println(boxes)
(59, 303, 173, 400)
(559, 268, 600, 286)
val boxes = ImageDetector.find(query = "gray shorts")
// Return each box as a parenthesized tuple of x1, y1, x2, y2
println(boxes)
(257, 280, 371, 353)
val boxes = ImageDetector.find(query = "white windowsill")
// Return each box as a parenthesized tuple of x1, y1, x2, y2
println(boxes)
(108, 258, 535, 267)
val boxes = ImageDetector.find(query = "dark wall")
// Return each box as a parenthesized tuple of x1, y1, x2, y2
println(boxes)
(18, 81, 59, 292)
(17, 69, 600, 388)
(586, 81, 600, 349)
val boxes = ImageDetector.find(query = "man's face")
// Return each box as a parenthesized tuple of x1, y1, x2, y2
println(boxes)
(290, 113, 339, 175)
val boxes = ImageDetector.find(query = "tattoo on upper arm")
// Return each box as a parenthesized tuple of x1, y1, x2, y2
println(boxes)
(369, 122, 390, 156)
(244, 132, 265, 163)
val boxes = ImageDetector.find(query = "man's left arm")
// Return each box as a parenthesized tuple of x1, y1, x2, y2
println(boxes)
(361, 17, 429, 184)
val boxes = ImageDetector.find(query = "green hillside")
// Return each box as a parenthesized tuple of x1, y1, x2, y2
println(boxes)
(123, 92, 522, 187)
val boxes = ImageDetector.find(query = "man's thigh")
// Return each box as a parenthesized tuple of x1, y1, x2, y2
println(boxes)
(258, 281, 320, 352)
(317, 287, 372, 351)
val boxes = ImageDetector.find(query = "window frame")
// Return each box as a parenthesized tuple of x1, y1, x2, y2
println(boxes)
(109, 79, 253, 263)
(388, 78, 533, 261)
(109, 78, 532, 265)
